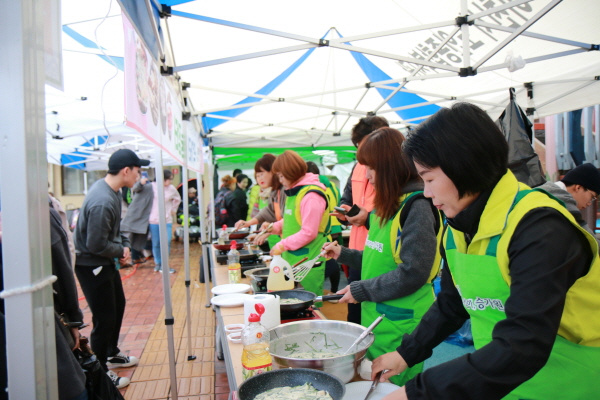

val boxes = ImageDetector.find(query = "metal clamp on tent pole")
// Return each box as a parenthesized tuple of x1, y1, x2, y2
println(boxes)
(591, 44, 599, 51)
(165, 318, 175, 326)
(161, 65, 174, 76)
(526, 108, 536, 116)
(182, 112, 191, 121)
(455, 16, 474, 26)
(524, 82, 534, 99)
(159, 4, 171, 18)
(181, 82, 190, 90)
(459, 67, 477, 77)
(319, 39, 329, 46)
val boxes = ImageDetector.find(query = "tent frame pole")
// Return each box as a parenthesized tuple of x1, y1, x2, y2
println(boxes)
(181, 128, 197, 361)
(143, 0, 166, 61)
(154, 147, 179, 399)
(0, 0, 58, 398)
(474, 20, 595, 50)
(472, 0, 563, 70)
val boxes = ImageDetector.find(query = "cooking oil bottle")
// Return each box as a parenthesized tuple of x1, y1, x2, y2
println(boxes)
(241, 303, 272, 380)
(266, 255, 294, 291)
(227, 241, 241, 284)
(218, 224, 228, 245)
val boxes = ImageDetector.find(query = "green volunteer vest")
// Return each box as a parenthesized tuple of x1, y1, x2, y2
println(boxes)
(444, 171, 600, 399)
(362, 192, 441, 386)
(281, 185, 329, 303)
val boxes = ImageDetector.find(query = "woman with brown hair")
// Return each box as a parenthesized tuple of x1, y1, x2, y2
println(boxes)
(334, 115, 389, 324)
(268, 150, 330, 298)
(322, 127, 442, 386)
(234, 154, 286, 249)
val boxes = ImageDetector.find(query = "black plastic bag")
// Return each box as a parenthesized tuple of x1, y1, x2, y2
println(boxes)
(495, 88, 546, 187)
(75, 347, 124, 400)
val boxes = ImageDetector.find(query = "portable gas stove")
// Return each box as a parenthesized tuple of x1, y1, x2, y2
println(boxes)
(280, 307, 323, 323)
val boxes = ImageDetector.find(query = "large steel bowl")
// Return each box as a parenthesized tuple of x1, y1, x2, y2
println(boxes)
(269, 320, 374, 383)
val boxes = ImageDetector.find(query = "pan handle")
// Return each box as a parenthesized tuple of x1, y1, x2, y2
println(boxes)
(315, 295, 344, 302)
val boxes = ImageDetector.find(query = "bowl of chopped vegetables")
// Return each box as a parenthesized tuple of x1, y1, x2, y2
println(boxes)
(268, 320, 374, 383)
(237, 368, 345, 400)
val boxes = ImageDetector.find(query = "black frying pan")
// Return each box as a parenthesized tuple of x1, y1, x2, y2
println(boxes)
(237, 368, 345, 400)
(271, 289, 343, 314)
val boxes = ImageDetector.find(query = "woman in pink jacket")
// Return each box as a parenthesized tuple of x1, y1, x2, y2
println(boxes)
(269, 151, 329, 298)
(149, 170, 181, 273)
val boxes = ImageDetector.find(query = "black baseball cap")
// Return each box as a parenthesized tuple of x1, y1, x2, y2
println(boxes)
(108, 149, 150, 173)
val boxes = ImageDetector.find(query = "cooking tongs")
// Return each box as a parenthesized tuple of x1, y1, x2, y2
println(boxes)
(342, 314, 385, 356)
(363, 370, 385, 400)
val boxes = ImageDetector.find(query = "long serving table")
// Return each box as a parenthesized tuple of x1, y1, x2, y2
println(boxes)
(209, 246, 326, 399)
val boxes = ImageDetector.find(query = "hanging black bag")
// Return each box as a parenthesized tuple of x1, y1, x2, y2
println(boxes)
(75, 337, 125, 400)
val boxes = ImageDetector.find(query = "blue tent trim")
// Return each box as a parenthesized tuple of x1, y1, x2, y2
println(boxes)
(62, 26, 124, 71)
(202, 47, 317, 132)
(335, 31, 440, 121)
(60, 135, 109, 170)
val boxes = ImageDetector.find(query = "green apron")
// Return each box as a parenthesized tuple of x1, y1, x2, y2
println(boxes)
(361, 194, 435, 387)
(281, 185, 328, 304)
(445, 228, 600, 399)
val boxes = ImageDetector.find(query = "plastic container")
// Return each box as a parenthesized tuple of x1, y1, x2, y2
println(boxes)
(241, 303, 272, 381)
(266, 255, 294, 291)
(228, 240, 241, 284)
(218, 224, 229, 245)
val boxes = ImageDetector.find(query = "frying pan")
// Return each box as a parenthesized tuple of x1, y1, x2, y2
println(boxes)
(237, 368, 345, 400)
(228, 229, 250, 239)
(212, 239, 245, 252)
(271, 289, 343, 314)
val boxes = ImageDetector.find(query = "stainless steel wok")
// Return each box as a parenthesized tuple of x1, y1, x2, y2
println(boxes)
(269, 320, 374, 383)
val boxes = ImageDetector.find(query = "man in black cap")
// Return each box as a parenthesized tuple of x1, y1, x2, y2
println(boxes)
(539, 163, 600, 237)
(74, 149, 149, 389)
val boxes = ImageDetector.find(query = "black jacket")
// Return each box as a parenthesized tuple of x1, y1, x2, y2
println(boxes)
(225, 187, 248, 227)
(399, 186, 592, 400)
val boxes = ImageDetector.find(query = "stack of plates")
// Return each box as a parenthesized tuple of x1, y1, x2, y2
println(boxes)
(210, 283, 252, 307)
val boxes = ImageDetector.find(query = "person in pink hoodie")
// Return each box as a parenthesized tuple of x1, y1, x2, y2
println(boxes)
(269, 151, 330, 298)
(149, 170, 181, 273)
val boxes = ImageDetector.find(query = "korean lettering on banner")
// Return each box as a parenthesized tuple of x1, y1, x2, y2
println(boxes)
(398, 0, 535, 76)
(122, 15, 203, 171)
(184, 121, 203, 173)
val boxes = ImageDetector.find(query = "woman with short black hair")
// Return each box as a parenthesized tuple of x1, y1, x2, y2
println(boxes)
(372, 103, 600, 400)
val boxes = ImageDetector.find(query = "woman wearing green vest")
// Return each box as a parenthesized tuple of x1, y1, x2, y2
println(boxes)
(372, 103, 600, 400)
(234, 154, 285, 249)
(268, 150, 330, 298)
(322, 127, 442, 386)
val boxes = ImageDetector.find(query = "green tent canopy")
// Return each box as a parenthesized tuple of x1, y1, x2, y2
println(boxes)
(212, 146, 356, 170)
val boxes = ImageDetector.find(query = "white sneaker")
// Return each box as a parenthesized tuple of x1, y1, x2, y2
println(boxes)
(107, 352, 139, 368)
(107, 370, 130, 389)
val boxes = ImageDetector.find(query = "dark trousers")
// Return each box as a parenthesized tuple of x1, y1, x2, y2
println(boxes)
(347, 267, 362, 324)
(324, 259, 341, 293)
(75, 264, 125, 371)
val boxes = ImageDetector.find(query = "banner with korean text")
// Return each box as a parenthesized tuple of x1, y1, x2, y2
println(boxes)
(123, 15, 202, 173)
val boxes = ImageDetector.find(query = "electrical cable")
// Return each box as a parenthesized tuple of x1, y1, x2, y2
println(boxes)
(94, 0, 120, 148)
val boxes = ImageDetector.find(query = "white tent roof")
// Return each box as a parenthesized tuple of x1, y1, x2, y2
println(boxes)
(50, 0, 600, 165)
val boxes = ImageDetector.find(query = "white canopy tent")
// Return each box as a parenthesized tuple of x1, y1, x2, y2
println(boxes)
(2, 0, 600, 398)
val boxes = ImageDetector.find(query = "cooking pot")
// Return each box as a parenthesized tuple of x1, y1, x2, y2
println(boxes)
(269, 320, 374, 383)
(212, 239, 245, 252)
(237, 368, 345, 400)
